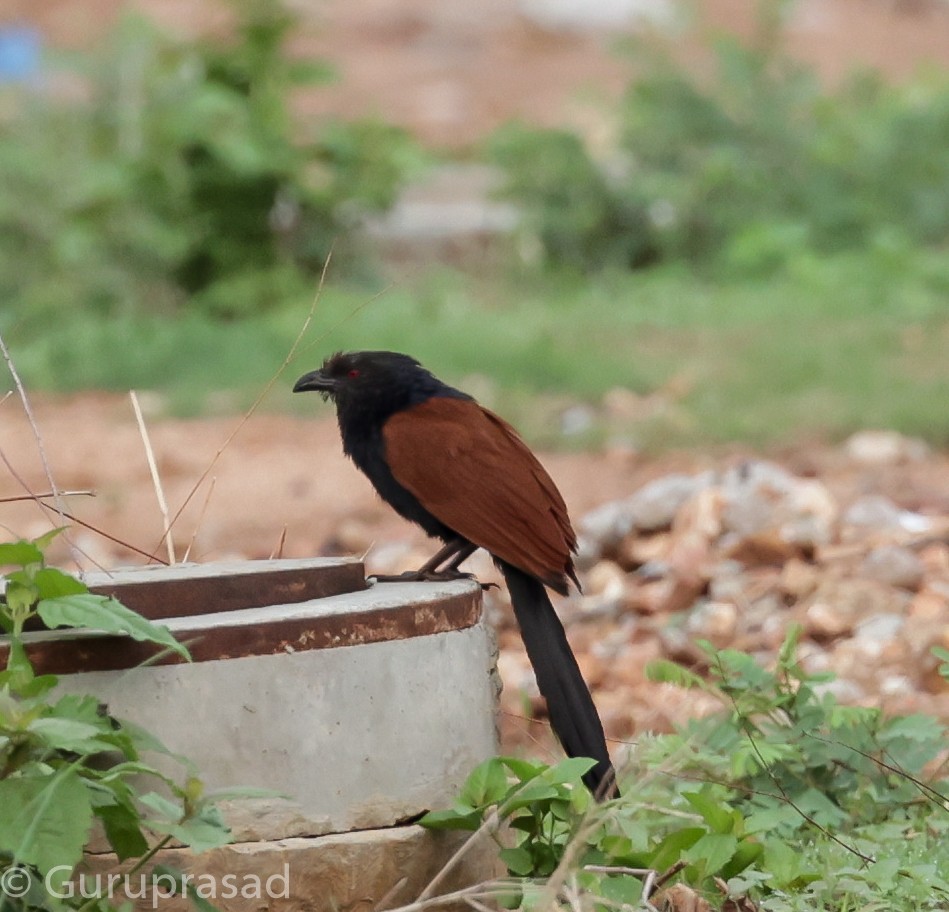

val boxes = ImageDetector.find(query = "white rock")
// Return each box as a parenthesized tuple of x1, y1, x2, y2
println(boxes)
(626, 472, 713, 533)
(720, 460, 836, 547)
(843, 495, 932, 536)
(853, 613, 906, 656)
(860, 545, 925, 591)
(845, 430, 930, 466)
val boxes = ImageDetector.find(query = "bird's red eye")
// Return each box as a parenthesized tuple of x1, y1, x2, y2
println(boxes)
(348, 369, 360, 378)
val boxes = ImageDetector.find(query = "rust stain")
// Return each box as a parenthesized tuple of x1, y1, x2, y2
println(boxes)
(2, 585, 482, 675)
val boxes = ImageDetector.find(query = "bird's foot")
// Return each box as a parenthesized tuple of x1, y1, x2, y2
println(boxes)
(369, 569, 497, 591)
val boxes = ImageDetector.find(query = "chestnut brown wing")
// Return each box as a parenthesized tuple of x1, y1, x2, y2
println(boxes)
(383, 397, 576, 591)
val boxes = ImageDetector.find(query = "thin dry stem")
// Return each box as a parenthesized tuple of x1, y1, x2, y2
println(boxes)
(372, 875, 409, 911)
(295, 278, 394, 361)
(538, 806, 606, 911)
(0, 430, 150, 570)
(0, 444, 102, 570)
(462, 898, 497, 912)
(383, 882, 518, 912)
(0, 490, 95, 504)
(35, 500, 162, 568)
(0, 449, 170, 566)
(130, 390, 175, 564)
(149, 251, 335, 560)
(0, 331, 80, 564)
(270, 525, 288, 560)
(414, 808, 503, 903)
(182, 476, 217, 563)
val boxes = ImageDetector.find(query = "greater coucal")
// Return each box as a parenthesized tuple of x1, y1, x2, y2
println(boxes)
(294, 350, 617, 798)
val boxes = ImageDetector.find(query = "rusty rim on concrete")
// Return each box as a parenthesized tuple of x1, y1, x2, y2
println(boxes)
(1, 558, 483, 675)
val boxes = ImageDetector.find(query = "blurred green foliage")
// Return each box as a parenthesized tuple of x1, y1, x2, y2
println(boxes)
(421, 628, 949, 911)
(491, 24, 949, 276)
(0, 1, 420, 326)
(12, 258, 949, 444)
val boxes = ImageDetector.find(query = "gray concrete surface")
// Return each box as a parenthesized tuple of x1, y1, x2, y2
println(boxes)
(57, 579, 499, 838)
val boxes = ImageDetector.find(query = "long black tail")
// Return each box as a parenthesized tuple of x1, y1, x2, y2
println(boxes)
(499, 562, 618, 798)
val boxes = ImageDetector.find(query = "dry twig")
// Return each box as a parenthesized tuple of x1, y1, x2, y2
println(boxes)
(181, 476, 217, 563)
(148, 252, 333, 560)
(0, 331, 80, 564)
(130, 390, 175, 564)
(0, 490, 94, 504)
(270, 525, 288, 561)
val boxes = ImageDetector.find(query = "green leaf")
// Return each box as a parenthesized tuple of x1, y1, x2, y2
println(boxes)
(645, 659, 709, 690)
(600, 835, 634, 858)
(777, 624, 803, 668)
(721, 837, 763, 880)
(499, 845, 535, 876)
(460, 758, 510, 808)
(37, 594, 190, 660)
(120, 718, 188, 762)
(684, 832, 739, 875)
(150, 865, 187, 895)
(97, 804, 149, 860)
(683, 790, 736, 834)
(0, 770, 94, 878)
(648, 827, 705, 872)
(50, 692, 111, 725)
(500, 780, 560, 812)
(932, 646, 949, 679)
(33, 568, 88, 599)
(168, 806, 232, 854)
(418, 808, 482, 831)
(5, 579, 38, 615)
(543, 756, 597, 786)
(184, 890, 222, 912)
(596, 874, 644, 906)
(27, 717, 113, 754)
(744, 803, 801, 834)
(95, 761, 180, 794)
(31, 528, 67, 553)
(763, 837, 804, 887)
(0, 541, 44, 567)
(285, 60, 335, 85)
(12, 674, 59, 699)
(549, 797, 575, 822)
(4, 637, 35, 690)
(500, 756, 545, 782)
(139, 790, 183, 821)
(497, 885, 523, 909)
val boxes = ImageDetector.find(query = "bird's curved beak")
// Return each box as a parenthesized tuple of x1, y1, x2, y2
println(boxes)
(293, 369, 336, 395)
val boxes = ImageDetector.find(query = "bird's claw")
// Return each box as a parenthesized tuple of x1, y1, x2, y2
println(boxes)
(369, 569, 492, 588)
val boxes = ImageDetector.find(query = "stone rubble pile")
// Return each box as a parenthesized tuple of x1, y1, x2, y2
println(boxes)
(567, 455, 948, 737)
(364, 431, 949, 749)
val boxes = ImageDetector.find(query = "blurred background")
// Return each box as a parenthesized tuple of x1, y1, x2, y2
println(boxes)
(1, 0, 947, 443)
(2, 0, 949, 779)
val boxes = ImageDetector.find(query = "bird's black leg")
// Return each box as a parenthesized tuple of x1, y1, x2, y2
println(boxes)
(370, 539, 490, 586)
(433, 541, 477, 573)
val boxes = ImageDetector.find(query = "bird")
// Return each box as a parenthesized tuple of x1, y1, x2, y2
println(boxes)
(293, 350, 617, 798)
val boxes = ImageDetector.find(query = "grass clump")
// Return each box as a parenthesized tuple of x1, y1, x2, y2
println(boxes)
(421, 628, 949, 911)
(8, 258, 949, 448)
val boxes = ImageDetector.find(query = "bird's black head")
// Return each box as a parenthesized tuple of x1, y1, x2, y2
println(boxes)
(293, 350, 468, 423)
